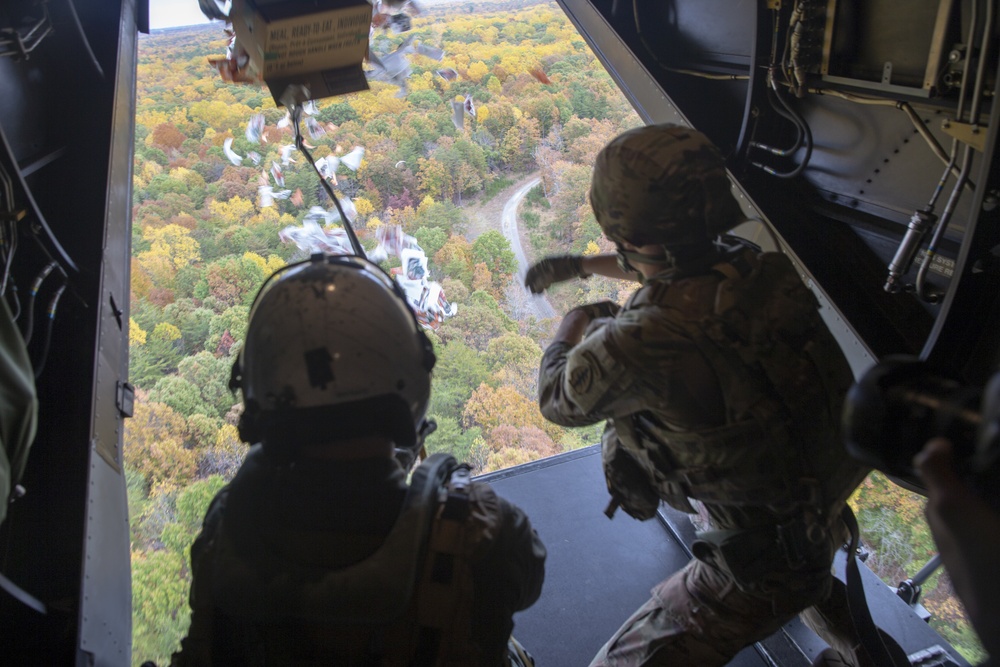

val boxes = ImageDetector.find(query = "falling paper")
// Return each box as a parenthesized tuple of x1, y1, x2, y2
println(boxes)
(271, 189, 292, 200)
(247, 151, 261, 166)
(279, 220, 355, 256)
(414, 42, 444, 61)
(464, 94, 475, 117)
(305, 116, 326, 140)
(246, 114, 265, 143)
(394, 248, 457, 330)
(340, 146, 365, 171)
(388, 13, 412, 33)
(223, 137, 243, 166)
(302, 100, 320, 115)
(436, 68, 458, 81)
(277, 112, 292, 129)
(258, 185, 274, 208)
(395, 160, 406, 169)
(450, 100, 465, 131)
(271, 161, 285, 187)
(280, 144, 298, 166)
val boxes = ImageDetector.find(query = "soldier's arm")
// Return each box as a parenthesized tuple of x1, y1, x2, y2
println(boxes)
(538, 317, 646, 427)
(580, 253, 642, 282)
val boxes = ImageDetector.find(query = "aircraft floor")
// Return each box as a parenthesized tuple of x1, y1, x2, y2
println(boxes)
(480, 446, 969, 667)
(480, 446, 776, 667)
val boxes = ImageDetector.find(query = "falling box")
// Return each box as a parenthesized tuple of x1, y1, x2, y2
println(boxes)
(233, 0, 372, 100)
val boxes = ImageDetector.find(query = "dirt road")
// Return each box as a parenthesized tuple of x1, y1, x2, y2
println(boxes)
(500, 177, 555, 320)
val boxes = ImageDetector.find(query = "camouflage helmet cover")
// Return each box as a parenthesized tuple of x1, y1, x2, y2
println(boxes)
(590, 124, 744, 248)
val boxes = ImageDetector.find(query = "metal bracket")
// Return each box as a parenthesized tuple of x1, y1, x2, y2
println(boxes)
(940, 119, 988, 152)
(115, 381, 134, 418)
(881, 61, 893, 85)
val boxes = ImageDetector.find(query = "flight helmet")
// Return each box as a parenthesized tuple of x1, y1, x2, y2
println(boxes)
(590, 123, 745, 269)
(231, 254, 435, 461)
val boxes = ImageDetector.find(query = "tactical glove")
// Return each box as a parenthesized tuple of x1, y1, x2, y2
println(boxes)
(570, 300, 621, 321)
(524, 255, 589, 294)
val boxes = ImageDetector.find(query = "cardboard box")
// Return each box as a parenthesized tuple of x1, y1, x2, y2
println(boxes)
(232, 0, 372, 103)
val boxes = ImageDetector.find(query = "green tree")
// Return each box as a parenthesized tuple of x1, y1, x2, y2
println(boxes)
(131, 549, 191, 667)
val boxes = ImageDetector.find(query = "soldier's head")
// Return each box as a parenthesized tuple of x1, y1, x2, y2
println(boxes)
(590, 123, 744, 273)
(230, 254, 435, 466)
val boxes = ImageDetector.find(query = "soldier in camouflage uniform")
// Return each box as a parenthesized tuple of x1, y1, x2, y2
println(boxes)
(526, 124, 869, 666)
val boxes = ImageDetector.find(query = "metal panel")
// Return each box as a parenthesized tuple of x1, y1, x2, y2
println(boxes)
(78, 0, 138, 663)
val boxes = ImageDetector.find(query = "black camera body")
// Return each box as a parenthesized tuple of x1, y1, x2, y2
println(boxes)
(842, 357, 1000, 494)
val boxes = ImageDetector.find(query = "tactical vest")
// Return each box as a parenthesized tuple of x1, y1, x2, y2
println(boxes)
(604, 247, 868, 582)
(207, 453, 504, 666)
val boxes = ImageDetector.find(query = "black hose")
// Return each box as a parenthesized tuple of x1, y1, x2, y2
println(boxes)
(33, 282, 66, 379)
(22, 261, 57, 344)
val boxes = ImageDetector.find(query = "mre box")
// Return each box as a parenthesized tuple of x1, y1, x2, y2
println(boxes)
(232, 0, 372, 80)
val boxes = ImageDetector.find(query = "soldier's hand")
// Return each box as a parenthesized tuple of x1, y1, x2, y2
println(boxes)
(570, 300, 621, 321)
(524, 255, 589, 294)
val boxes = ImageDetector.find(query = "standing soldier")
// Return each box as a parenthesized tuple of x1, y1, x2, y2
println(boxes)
(527, 124, 868, 666)
(170, 254, 545, 667)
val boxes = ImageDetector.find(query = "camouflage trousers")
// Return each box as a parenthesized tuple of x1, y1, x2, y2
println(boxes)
(589, 558, 862, 667)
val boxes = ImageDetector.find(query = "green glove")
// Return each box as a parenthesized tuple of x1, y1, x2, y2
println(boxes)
(524, 255, 589, 294)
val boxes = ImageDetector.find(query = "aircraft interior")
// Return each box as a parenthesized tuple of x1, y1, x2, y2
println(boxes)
(0, 0, 997, 664)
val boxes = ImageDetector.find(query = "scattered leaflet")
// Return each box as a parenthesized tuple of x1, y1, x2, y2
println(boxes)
(246, 113, 265, 143)
(223, 137, 243, 165)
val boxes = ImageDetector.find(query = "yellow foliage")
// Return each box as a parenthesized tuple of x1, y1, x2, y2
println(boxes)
(142, 224, 200, 270)
(584, 241, 601, 256)
(354, 197, 375, 218)
(243, 252, 266, 273)
(151, 322, 182, 342)
(417, 195, 436, 215)
(136, 109, 170, 129)
(467, 61, 489, 83)
(473, 26, 498, 45)
(130, 318, 147, 346)
(264, 255, 285, 274)
(168, 167, 205, 190)
(208, 196, 256, 226)
(476, 105, 490, 125)
(367, 216, 384, 230)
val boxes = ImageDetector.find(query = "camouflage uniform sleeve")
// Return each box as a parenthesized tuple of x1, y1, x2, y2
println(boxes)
(538, 316, 650, 427)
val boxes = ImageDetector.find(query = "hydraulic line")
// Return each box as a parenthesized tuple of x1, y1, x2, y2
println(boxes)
(22, 261, 56, 344)
(915, 0, 994, 302)
(751, 72, 813, 178)
(884, 0, 982, 293)
(750, 84, 804, 157)
(33, 282, 66, 379)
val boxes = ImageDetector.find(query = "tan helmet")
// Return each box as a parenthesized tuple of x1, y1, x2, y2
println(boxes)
(590, 124, 744, 251)
(231, 254, 435, 460)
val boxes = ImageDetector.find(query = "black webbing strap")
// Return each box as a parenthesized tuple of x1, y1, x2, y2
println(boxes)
(842, 505, 909, 667)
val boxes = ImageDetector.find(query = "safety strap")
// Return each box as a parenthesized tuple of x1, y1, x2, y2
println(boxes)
(842, 505, 909, 667)
(414, 464, 475, 665)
